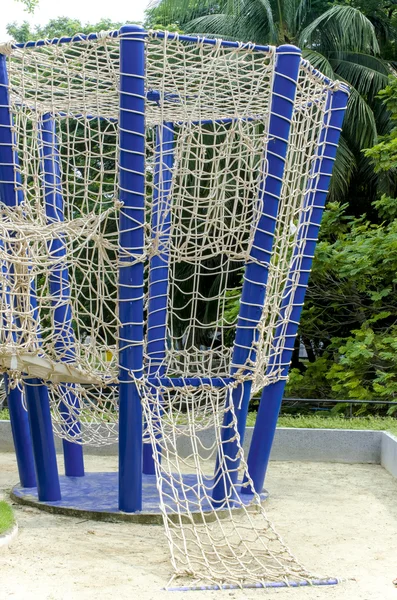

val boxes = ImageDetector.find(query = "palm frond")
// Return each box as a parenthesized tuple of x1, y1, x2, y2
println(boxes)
(329, 53, 389, 101)
(373, 97, 392, 136)
(343, 85, 377, 150)
(302, 49, 334, 79)
(329, 135, 356, 201)
(183, 14, 244, 39)
(255, 0, 277, 42)
(184, 1, 276, 44)
(299, 6, 380, 54)
(294, 0, 312, 32)
(367, 13, 395, 46)
(146, 0, 226, 27)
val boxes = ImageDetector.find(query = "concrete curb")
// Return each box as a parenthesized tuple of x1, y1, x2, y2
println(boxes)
(1, 419, 397, 477)
(381, 431, 397, 479)
(0, 523, 18, 550)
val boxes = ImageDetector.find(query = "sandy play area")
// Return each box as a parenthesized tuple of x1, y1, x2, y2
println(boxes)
(1, 453, 397, 600)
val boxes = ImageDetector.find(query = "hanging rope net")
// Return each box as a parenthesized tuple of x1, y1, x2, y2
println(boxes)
(0, 30, 345, 588)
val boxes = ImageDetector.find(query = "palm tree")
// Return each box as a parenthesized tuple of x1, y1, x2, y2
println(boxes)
(146, 0, 393, 203)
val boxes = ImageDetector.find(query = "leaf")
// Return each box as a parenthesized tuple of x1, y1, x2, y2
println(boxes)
(302, 49, 335, 79)
(329, 52, 389, 101)
(343, 85, 378, 150)
(329, 135, 357, 202)
(299, 5, 380, 54)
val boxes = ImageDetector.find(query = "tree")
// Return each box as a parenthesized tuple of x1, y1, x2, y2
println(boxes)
(146, 0, 392, 205)
(282, 78, 397, 411)
(6, 17, 140, 44)
(13, 0, 39, 14)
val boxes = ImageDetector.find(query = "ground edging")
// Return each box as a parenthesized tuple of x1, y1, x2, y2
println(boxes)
(1, 420, 397, 477)
(381, 431, 397, 479)
(0, 523, 18, 550)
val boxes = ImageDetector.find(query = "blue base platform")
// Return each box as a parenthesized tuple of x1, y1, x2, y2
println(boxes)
(11, 472, 268, 523)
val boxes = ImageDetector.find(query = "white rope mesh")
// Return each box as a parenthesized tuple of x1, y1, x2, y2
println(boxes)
(0, 30, 343, 586)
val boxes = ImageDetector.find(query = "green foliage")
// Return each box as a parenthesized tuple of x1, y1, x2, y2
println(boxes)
(13, 0, 39, 14)
(2, 404, 395, 433)
(6, 17, 139, 43)
(298, 5, 380, 54)
(147, 0, 391, 200)
(5, 12, 397, 417)
(246, 412, 397, 433)
(0, 501, 15, 536)
(364, 77, 397, 172)
(327, 326, 397, 411)
(297, 191, 397, 411)
(221, 80, 397, 414)
(285, 357, 333, 399)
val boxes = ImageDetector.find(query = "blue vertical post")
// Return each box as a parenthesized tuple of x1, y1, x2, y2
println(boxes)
(243, 86, 350, 494)
(38, 113, 84, 478)
(118, 25, 146, 512)
(5, 378, 36, 488)
(143, 122, 174, 475)
(1, 232, 36, 487)
(0, 53, 61, 501)
(212, 46, 302, 505)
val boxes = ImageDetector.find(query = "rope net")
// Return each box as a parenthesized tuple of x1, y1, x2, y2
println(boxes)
(0, 30, 342, 587)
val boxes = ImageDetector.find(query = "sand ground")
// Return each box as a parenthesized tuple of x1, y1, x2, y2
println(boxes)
(1, 453, 397, 600)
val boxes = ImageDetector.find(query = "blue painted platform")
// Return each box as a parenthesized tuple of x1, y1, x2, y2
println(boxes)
(11, 472, 267, 523)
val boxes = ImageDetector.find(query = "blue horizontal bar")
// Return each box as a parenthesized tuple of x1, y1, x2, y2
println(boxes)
(147, 377, 233, 388)
(4, 29, 345, 102)
(31, 110, 259, 127)
(98, 377, 234, 388)
(7, 30, 120, 49)
(151, 30, 271, 53)
(166, 578, 339, 591)
(7, 28, 272, 54)
(300, 58, 350, 93)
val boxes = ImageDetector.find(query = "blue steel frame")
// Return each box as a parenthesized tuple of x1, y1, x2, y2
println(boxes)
(1, 27, 349, 512)
(5, 376, 36, 488)
(212, 45, 302, 505)
(0, 61, 36, 491)
(118, 25, 146, 512)
(243, 86, 350, 495)
(38, 113, 84, 478)
(143, 122, 174, 475)
(0, 55, 61, 501)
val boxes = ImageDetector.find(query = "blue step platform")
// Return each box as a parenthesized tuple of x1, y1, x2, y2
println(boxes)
(11, 472, 268, 523)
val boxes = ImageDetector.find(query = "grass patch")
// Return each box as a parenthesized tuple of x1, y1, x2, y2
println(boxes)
(0, 501, 15, 535)
(0, 409, 9, 420)
(1, 406, 396, 434)
(246, 412, 397, 434)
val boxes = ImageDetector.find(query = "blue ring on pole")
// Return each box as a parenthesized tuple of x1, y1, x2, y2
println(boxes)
(212, 45, 302, 505)
(118, 24, 146, 513)
(38, 113, 84, 478)
(243, 86, 350, 495)
(0, 54, 61, 502)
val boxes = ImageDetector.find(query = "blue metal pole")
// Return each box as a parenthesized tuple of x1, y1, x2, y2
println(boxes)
(0, 225, 36, 488)
(243, 86, 350, 494)
(5, 377, 36, 488)
(38, 113, 84, 478)
(143, 122, 174, 475)
(118, 25, 146, 512)
(0, 53, 61, 501)
(212, 46, 302, 505)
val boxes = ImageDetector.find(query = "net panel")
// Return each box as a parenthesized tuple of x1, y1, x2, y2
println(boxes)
(0, 30, 342, 587)
(140, 49, 336, 586)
